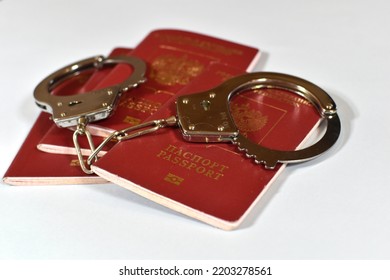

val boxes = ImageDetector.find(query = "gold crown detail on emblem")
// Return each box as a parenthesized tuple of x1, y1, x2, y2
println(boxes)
(150, 55, 204, 86)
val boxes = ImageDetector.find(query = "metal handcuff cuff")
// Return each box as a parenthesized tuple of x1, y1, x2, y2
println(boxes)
(34, 55, 341, 174)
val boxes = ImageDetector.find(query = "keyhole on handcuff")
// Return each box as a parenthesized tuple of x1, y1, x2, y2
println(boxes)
(68, 100, 82, 107)
(201, 100, 211, 111)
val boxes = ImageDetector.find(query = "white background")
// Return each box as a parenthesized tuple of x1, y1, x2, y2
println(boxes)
(0, 0, 389, 260)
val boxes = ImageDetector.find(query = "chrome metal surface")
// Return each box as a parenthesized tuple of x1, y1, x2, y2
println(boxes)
(34, 55, 147, 173)
(34, 55, 146, 127)
(72, 117, 95, 174)
(176, 72, 341, 169)
(87, 116, 178, 166)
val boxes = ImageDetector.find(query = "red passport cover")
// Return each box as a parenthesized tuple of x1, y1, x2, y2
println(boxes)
(92, 63, 321, 230)
(2, 48, 132, 185)
(38, 29, 260, 155)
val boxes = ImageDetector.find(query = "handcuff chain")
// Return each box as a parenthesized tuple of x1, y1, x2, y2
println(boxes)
(84, 116, 178, 169)
(72, 117, 96, 174)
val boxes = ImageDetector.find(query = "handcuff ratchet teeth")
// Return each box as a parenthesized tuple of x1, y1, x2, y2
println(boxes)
(34, 55, 340, 173)
(90, 72, 340, 170)
(175, 72, 341, 169)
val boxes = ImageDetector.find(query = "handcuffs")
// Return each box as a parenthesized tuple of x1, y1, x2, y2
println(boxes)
(34, 55, 341, 174)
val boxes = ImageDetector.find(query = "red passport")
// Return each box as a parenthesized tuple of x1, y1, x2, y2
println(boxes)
(38, 29, 260, 156)
(91, 63, 321, 230)
(2, 48, 132, 185)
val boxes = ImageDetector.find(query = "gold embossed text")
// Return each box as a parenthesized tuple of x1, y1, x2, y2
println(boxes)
(156, 144, 229, 180)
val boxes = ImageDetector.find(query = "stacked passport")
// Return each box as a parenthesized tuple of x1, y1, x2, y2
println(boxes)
(3, 30, 320, 230)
